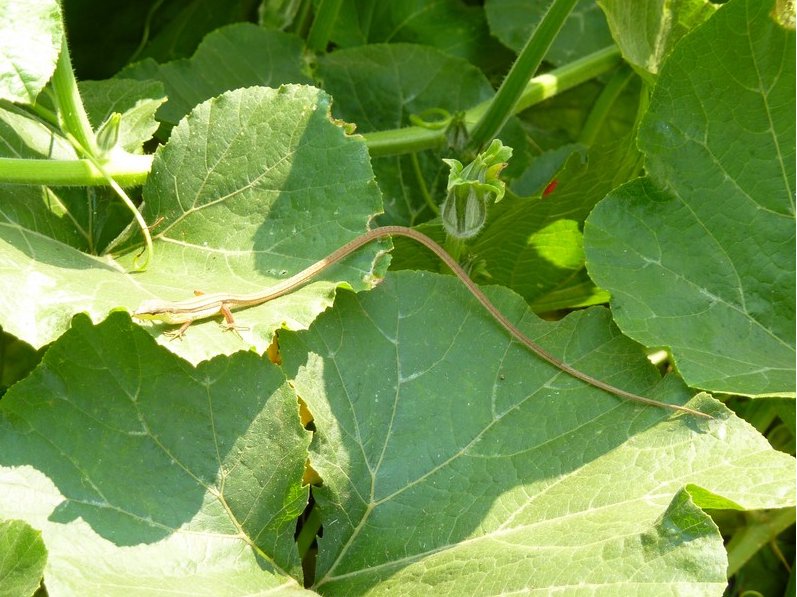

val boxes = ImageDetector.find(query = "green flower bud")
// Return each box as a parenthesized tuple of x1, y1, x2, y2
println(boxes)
(96, 112, 122, 155)
(440, 139, 513, 239)
(442, 184, 487, 239)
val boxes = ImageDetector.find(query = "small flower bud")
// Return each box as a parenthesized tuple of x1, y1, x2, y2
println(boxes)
(442, 185, 487, 239)
(96, 112, 121, 155)
(440, 139, 513, 239)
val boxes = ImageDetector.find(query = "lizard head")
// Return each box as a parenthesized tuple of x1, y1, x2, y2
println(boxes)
(132, 300, 190, 324)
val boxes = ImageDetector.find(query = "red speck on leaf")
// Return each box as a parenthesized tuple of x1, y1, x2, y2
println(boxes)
(543, 179, 558, 197)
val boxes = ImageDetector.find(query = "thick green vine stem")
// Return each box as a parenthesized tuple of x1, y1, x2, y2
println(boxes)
(364, 46, 621, 157)
(306, 0, 343, 52)
(0, 155, 152, 186)
(50, 34, 98, 158)
(48, 35, 154, 269)
(467, 0, 579, 151)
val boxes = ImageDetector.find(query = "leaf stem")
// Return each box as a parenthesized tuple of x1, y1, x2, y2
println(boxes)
(293, 0, 314, 39)
(102, 171, 153, 270)
(364, 125, 449, 157)
(0, 155, 152, 186)
(410, 152, 439, 217)
(306, 0, 342, 52)
(364, 46, 622, 157)
(17, 36, 156, 267)
(66, 136, 154, 270)
(726, 509, 796, 576)
(467, 0, 579, 152)
(296, 504, 322, 558)
(50, 33, 98, 157)
(127, 0, 166, 63)
(24, 99, 59, 128)
(578, 64, 635, 146)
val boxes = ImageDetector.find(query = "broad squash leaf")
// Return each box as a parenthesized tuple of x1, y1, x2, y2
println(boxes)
(281, 271, 795, 594)
(585, 0, 795, 396)
(0, 85, 387, 365)
(0, 313, 311, 595)
(121, 23, 311, 128)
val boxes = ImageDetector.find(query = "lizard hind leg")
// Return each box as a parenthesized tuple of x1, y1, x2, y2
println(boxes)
(218, 304, 248, 338)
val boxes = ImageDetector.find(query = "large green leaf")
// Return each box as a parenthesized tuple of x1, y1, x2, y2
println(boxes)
(325, 0, 512, 76)
(281, 271, 795, 593)
(0, 313, 311, 595)
(0, 519, 46, 597)
(584, 0, 795, 396)
(0, 0, 62, 103)
(1, 276, 794, 593)
(0, 85, 387, 364)
(121, 23, 311, 128)
(133, 85, 387, 362)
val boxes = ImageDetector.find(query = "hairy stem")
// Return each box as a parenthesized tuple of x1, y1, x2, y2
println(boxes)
(307, 0, 343, 51)
(364, 46, 621, 157)
(50, 33, 97, 157)
(0, 155, 152, 187)
(467, 0, 579, 151)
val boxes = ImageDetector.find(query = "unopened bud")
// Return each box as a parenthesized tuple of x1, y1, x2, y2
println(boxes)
(96, 112, 121, 155)
(440, 139, 513, 239)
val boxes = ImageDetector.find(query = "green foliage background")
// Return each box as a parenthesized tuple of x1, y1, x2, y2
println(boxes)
(0, 0, 793, 594)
